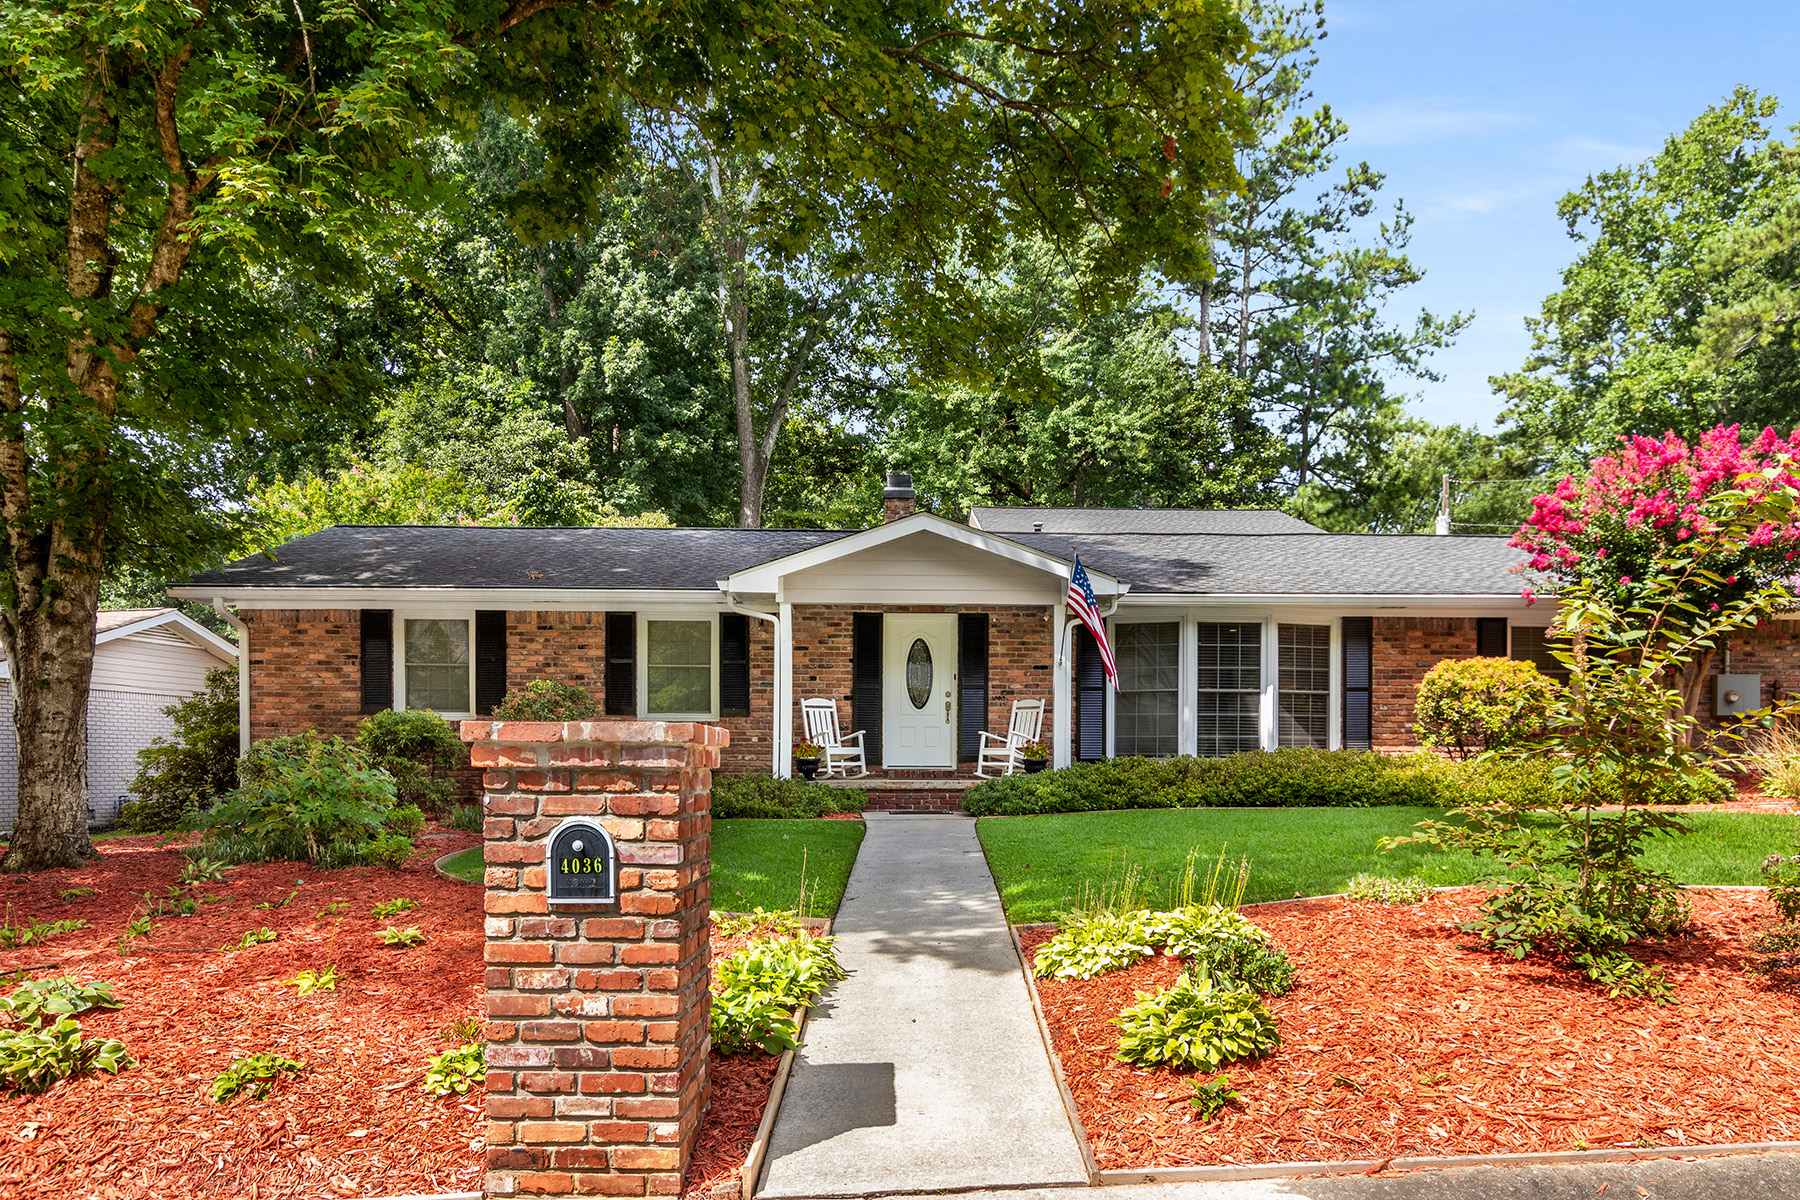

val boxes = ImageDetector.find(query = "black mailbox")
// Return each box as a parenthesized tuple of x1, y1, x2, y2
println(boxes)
(546, 818, 618, 908)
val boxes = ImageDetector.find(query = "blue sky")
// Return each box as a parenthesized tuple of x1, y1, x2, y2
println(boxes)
(1311, 0, 1800, 429)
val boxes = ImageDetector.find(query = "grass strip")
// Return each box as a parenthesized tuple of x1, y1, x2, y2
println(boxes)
(977, 808, 1800, 924)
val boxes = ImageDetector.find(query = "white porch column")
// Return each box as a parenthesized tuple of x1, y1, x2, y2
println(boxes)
(774, 601, 794, 778)
(1052, 600, 1072, 768)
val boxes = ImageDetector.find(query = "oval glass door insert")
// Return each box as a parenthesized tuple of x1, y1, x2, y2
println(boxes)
(905, 638, 933, 709)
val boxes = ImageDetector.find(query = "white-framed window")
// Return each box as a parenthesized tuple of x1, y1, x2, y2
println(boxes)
(1277, 624, 1331, 749)
(1114, 622, 1181, 757)
(1196, 621, 1262, 756)
(639, 615, 719, 719)
(398, 616, 475, 717)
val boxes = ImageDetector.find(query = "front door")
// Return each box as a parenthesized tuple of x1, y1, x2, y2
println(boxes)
(883, 614, 957, 768)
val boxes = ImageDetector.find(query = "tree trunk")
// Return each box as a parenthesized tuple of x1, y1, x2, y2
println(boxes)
(1, 599, 103, 870)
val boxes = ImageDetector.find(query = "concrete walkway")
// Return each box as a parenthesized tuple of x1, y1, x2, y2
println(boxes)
(755, 813, 1090, 1197)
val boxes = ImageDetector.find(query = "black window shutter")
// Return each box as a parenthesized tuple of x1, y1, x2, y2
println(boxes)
(360, 610, 393, 714)
(475, 610, 508, 715)
(605, 612, 637, 717)
(1342, 616, 1373, 751)
(957, 613, 989, 761)
(1476, 617, 1508, 658)
(720, 612, 751, 718)
(1076, 625, 1107, 761)
(852, 612, 883, 767)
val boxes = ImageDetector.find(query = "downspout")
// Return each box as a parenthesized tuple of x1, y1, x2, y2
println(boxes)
(722, 592, 784, 778)
(211, 597, 251, 756)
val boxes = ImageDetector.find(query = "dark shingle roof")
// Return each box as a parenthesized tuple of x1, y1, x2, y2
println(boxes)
(1003, 532, 1525, 595)
(970, 507, 1324, 534)
(182, 526, 854, 591)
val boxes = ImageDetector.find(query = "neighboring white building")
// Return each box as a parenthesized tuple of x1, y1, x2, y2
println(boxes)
(0, 608, 238, 830)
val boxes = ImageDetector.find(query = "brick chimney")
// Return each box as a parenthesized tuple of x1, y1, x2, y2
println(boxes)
(882, 471, 916, 522)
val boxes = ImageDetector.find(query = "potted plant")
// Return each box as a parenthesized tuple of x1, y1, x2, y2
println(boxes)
(1019, 740, 1050, 773)
(794, 741, 824, 780)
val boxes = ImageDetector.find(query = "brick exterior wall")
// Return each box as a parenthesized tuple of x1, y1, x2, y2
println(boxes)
(240, 608, 363, 743)
(789, 604, 1055, 770)
(1373, 617, 1480, 750)
(466, 718, 723, 1199)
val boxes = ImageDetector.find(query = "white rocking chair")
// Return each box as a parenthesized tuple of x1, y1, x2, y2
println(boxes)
(975, 699, 1045, 778)
(800, 698, 868, 778)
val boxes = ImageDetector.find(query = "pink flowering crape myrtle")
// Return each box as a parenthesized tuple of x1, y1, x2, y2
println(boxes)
(1510, 424, 1800, 715)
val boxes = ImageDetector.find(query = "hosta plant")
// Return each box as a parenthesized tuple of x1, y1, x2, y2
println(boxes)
(423, 1043, 485, 1097)
(0, 1017, 132, 1094)
(1189, 1073, 1241, 1120)
(0, 977, 122, 1026)
(212, 1054, 306, 1102)
(380, 926, 426, 947)
(710, 933, 845, 1056)
(1344, 873, 1433, 904)
(283, 966, 339, 996)
(1113, 969, 1281, 1072)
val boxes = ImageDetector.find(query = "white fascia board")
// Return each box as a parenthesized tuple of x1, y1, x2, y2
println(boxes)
(1116, 592, 1544, 608)
(168, 586, 727, 612)
(97, 609, 238, 661)
(717, 511, 1123, 595)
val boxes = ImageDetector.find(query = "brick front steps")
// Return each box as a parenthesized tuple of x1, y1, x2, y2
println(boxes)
(819, 775, 981, 813)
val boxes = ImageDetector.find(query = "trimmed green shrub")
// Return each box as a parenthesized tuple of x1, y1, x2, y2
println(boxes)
(1413, 657, 1559, 759)
(384, 804, 426, 838)
(368, 833, 415, 869)
(122, 666, 240, 831)
(190, 732, 398, 867)
(356, 709, 466, 813)
(963, 750, 1728, 816)
(491, 680, 600, 721)
(712, 773, 865, 819)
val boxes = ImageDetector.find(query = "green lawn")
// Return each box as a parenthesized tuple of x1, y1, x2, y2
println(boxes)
(977, 808, 1800, 924)
(436, 819, 866, 919)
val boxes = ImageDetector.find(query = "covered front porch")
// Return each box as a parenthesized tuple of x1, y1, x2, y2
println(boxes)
(717, 511, 1124, 777)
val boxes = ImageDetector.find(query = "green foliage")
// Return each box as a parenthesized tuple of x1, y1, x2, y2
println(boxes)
(1033, 904, 1294, 995)
(712, 774, 866, 819)
(712, 909, 806, 939)
(1763, 855, 1800, 923)
(57, 888, 96, 902)
(1189, 1074, 1241, 1120)
(1495, 88, 1800, 462)
(380, 926, 426, 948)
(224, 928, 278, 953)
(373, 898, 419, 920)
(368, 834, 416, 870)
(1413, 658, 1560, 760)
(448, 804, 483, 834)
(0, 978, 121, 1027)
(1344, 874, 1432, 904)
(710, 934, 845, 1056)
(192, 732, 398, 866)
(212, 1054, 306, 1103)
(0, 1016, 132, 1095)
(1113, 969, 1281, 1072)
(423, 1043, 486, 1097)
(491, 681, 602, 722)
(384, 806, 426, 839)
(0, 909, 87, 949)
(122, 668, 242, 832)
(283, 966, 339, 996)
(356, 710, 468, 814)
(179, 857, 228, 886)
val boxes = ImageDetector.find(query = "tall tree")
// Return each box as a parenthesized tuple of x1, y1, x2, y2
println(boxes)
(1181, 0, 1468, 508)
(879, 239, 1282, 515)
(2, 0, 1256, 867)
(1494, 88, 1800, 460)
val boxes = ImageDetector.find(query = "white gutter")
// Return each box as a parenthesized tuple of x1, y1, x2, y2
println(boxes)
(210, 597, 251, 756)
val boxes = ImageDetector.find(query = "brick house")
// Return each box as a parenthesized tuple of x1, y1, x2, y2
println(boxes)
(173, 473, 1576, 784)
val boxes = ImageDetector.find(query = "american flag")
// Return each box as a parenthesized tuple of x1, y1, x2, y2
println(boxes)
(1067, 555, 1118, 690)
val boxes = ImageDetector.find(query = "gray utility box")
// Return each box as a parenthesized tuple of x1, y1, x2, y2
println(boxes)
(1715, 673, 1762, 717)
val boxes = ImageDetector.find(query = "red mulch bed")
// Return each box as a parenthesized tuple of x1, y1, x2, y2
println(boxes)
(1023, 889, 1800, 1171)
(0, 827, 485, 1198)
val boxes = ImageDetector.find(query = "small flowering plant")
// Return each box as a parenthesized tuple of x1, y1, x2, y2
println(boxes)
(1763, 854, 1800, 923)
(793, 741, 823, 758)
(1019, 739, 1050, 760)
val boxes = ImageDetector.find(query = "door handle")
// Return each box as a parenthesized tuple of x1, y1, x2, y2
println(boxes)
(945, 698, 952, 723)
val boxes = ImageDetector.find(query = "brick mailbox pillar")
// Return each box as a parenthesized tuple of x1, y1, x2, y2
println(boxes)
(461, 719, 727, 1198)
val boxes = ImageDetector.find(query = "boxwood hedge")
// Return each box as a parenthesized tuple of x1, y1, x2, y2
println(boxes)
(961, 749, 1728, 816)
(712, 773, 867, 819)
